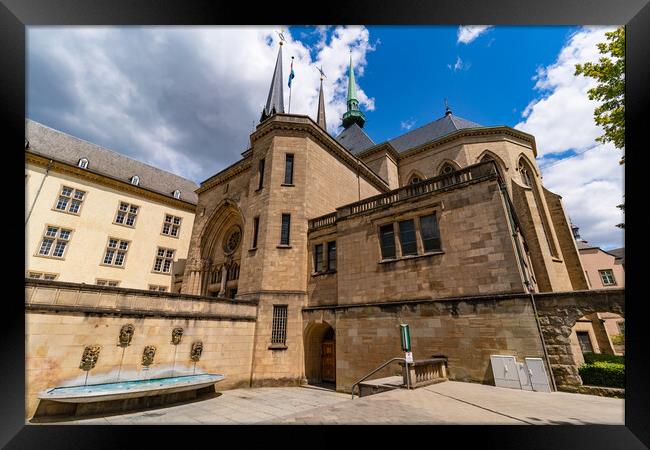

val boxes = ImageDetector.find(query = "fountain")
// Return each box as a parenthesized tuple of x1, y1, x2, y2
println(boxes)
(35, 326, 224, 419)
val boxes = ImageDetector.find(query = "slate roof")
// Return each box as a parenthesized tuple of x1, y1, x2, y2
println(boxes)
(335, 123, 375, 155)
(388, 113, 483, 153)
(25, 119, 199, 205)
(608, 247, 625, 263)
(576, 240, 597, 250)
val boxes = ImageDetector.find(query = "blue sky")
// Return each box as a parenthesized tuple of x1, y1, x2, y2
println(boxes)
(27, 25, 623, 249)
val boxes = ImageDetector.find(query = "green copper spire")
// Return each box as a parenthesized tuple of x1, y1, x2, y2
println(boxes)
(342, 52, 366, 129)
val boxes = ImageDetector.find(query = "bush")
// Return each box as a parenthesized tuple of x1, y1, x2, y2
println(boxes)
(611, 334, 625, 346)
(583, 352, 624, 365)
(579, 361, 625, 388)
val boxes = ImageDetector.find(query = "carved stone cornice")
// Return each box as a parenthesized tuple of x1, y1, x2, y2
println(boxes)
(26, 151, 197, 212)
(251, 114, 390, 192)
(197, 158, 252, 194)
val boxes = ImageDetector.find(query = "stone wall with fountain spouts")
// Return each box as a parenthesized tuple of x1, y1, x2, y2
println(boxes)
(25, 279, 258, 419)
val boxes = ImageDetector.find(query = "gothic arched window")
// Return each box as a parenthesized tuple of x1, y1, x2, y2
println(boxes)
(439, 163, 456, 176)
(518, 160, 533, 187)
(409, 176, 421, 185)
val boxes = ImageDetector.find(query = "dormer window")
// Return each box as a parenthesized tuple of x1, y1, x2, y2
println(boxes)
(78, 158, 89, 169)
(130, 176, 140, 186)
(173, 189, 181, 199)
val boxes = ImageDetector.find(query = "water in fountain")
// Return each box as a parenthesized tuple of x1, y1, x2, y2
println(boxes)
(116, 347, 126, 382)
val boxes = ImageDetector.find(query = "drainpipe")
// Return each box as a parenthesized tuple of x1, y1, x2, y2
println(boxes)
(497, 176, 557, 391)
(26, 159, 54, 226)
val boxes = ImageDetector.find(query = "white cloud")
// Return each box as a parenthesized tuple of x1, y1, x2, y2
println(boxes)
(27, 26, 377, 182)
(447, 56, 471, 72)
(400, 118, 415, 130)
(457, 26, 493, 44)
(515, 26, 623, 249)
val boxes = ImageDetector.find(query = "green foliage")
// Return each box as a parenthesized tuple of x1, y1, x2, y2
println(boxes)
(579, 361, 624, 388)
(574, 27, 625, 151)
(583, 352, 624, 365)
(611, 334, 625, 346)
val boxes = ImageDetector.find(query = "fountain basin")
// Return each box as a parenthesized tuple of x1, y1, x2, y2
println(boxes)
(39, 374, 225, 403)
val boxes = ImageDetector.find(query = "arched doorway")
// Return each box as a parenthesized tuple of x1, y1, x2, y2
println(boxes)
(304, 322, 336, 386)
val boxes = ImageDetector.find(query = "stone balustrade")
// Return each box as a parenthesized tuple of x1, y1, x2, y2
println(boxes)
(400, 357, 448, 388)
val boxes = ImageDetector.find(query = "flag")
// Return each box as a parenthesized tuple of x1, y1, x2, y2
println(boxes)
(288, 57, 295, 88)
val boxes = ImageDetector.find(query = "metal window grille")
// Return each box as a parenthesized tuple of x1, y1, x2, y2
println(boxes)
(271, 305, 288, 344)
(280, 214, 291, 245)
(284, 154, 294, 185)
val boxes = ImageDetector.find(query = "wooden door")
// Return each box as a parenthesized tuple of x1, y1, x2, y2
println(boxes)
(321, 341, 336, 382)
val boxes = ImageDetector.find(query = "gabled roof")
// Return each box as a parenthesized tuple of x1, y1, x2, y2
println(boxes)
(608, 247, 625, 263)
(26, 119, 199, 204)
(388, 113, 483, 153)
(335, 123, 375, 155)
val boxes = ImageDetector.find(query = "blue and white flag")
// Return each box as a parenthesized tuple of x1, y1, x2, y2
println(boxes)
(288, 57, 295, 88)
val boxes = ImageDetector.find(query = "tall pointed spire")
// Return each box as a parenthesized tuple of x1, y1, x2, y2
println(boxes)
(316, 66, 327, 131)
(342, 51, 366, 129)
(260, 34, 285, 123)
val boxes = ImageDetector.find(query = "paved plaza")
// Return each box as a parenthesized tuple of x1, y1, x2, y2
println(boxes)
(41, 381, 624, 425)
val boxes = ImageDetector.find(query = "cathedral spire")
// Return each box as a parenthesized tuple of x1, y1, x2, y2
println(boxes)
(316, 66, 327, 131)
(260, 33, 285, 123)
(342, 51, 366, 129)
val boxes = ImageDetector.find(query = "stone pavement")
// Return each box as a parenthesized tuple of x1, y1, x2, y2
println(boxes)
(42, 381, 624, 425)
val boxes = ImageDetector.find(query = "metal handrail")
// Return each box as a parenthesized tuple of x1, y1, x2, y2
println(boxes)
(350, 357, 410, 399)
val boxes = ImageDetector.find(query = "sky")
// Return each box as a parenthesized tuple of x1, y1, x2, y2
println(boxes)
(26, 25, 624, 250)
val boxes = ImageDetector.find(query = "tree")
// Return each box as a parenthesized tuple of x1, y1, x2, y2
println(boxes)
(575, 27, 625, 228)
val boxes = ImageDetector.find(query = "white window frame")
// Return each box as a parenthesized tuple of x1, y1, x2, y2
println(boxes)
(599, 269, 616, 286)
(54, 185, 86, 215)
(113, 201, 140, 228)
(153, 247, 175, 274)
(161, 214, 182, 238)
(36, 225, 72, 259)
(101, 237, 130, 268)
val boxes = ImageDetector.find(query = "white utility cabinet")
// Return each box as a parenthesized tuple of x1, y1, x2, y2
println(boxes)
(517, 362, 533, 391)
(525, 357, 552, 392)
(490, 355, 521, 390)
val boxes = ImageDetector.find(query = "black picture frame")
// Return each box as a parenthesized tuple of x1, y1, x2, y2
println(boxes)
(2, 0, 648, 447)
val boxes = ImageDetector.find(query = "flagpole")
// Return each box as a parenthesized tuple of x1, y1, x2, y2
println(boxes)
(288, 56, 294, 113)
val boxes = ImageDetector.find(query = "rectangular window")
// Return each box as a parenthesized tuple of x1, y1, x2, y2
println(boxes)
(398, 219, 418, 256)
(420, 214, 442, 253)
(258, 158, 265, 190)
(102, 238, 130, 267)
(379, 224, 396, 260)
(280, 214, 291, 246)
(114, 201, 139, 227)
(327, 241, 337, 271)
(314, 244, 324, 272)
(577, 331, 594, 353)
(162, 214, 182, 237)
(252, 217, 259, 248)
(284, 154, 294, 185)
(37, 226, 72, 259)
(148, 284, 168, 292)
(599, 269, 616, 285)
(153, 247, 175, 273)
(96, 279, 120, 287)
(27, 271, 58, 280)
(54, 186, 86, 215)
(271, 305, 288, 345)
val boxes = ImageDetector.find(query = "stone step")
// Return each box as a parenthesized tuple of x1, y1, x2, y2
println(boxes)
(358, 376, 405, 397)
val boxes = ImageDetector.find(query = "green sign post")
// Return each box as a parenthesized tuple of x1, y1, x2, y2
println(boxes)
(400, 324, 411, 352)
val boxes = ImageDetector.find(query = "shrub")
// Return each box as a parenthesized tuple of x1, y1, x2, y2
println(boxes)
(611, 334, 625, 346)
(583, 352, 624, 365)
(579, 361, 624, 388)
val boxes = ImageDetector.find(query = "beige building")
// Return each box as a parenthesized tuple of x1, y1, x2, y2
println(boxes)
(25, 120, 198, 291)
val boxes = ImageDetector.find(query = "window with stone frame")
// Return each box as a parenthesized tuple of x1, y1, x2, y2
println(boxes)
(398, 219, 418, 256)
(379, 223, 396, 260)
(148, 284, 168, 292)
(54, 185, 86, 215)
(153, 247, 175, 274)
(270, 304, 288, 345)
(102, 238, 130, 267)
(314, 243, 324, 272)
(280, 214, 291, 246)
(27, 271, 58, 280)
(37, 225, 72, 259)
(96, 279, 120, 287)
(162, 214, 182, 237)
(257, 158, 265, 190)
(114, 201, 140, 227)
(284, 153, 294, 185)
(251, 217, 260, 249)
(419, 213, 442, 253)
(327, 241, 337, 271)
(599, 269, 616, 286)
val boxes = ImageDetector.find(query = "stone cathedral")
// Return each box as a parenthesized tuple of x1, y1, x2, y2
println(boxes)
(178, 39, 589, 390)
